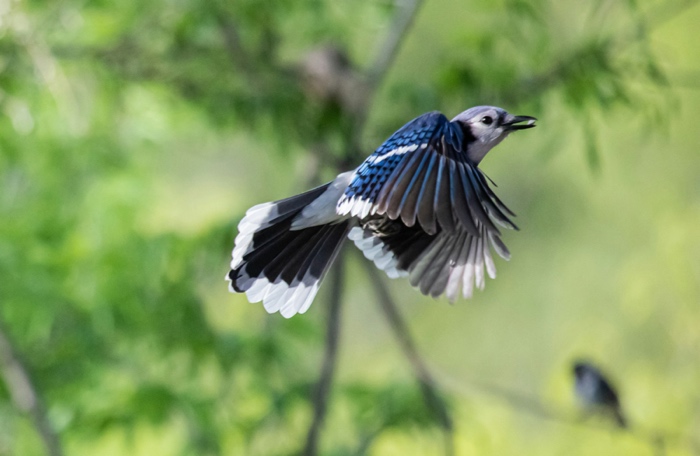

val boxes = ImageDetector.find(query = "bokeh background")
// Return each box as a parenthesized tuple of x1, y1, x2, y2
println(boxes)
(1, 0, 699, 455)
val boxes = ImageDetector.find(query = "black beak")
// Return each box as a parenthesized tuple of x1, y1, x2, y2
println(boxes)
(503, 115, 537, 130)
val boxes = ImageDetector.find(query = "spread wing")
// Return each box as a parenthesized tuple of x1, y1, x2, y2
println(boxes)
(336, 111, 517, 236)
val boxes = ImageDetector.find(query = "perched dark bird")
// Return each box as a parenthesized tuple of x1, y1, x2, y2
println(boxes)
(573, 361, 627, 428)
(227, 106, 537, 317)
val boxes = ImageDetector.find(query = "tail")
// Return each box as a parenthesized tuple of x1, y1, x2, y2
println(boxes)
(227, 179, 352, 318)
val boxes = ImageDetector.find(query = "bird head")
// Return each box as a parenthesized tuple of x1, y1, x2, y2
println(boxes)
(573, 361, 591, 380)
(452, 106, 536, 164)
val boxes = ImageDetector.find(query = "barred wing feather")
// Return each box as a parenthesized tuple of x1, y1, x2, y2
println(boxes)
(337, 112, 517, 238)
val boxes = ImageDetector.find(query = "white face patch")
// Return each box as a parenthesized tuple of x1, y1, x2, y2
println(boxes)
(465, 132, 508, 164)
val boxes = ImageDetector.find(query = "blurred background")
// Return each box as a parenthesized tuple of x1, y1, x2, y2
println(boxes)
(1, 0, 699, 454)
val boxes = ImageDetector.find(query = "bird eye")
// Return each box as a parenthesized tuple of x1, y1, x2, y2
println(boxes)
(481, 116, 494, 125)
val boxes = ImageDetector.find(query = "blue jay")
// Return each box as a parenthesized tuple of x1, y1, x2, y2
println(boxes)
(573, 361, 627, 428)
(227, 106, 536, 318)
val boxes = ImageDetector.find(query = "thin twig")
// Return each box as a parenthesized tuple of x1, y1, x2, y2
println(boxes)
(436, 372, 700, 455)
(366, 0, 425, 92)
(302, 250, 346, 456)
(360, 256, 698, 454)
(0, 321, 63, 456)
(363, 258, 454, 456)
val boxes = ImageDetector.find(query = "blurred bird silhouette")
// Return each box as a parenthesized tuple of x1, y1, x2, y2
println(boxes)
(573, 361, 627, 428)
(227, 106, 536, 317)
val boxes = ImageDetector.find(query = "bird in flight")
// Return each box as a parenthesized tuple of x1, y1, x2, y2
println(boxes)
(227, 106, 536, 318)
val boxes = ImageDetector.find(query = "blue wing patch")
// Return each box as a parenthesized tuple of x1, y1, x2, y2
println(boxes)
(336, 111, 448, 219)
(336, 109, 515, 237)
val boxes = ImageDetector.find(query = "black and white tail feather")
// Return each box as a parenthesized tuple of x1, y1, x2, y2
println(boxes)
(227, 106, 536, 317)
(228, 173, 354, 318)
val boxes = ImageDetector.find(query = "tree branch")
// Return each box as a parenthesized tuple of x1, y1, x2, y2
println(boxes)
(366, 0, 425, 97)
(0, 321, 63, 456)
(363, 258, 454, 456)
(299, 3, 429, 449)
(352, 0, 425, 153)
(303, 250, 346, 456)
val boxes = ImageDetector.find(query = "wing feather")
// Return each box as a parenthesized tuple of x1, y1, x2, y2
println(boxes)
(450, 160, 481, 236)
(415, 153, 439, 235)
(457, 162, 498, 233)
(383, 148, 426, 219)
(397, 150, 432, 227)
(338, 110, 516, 249)
(465, 166, 517, 230)
(434, 157, 456, 233)
(474, 169, 517, 218)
